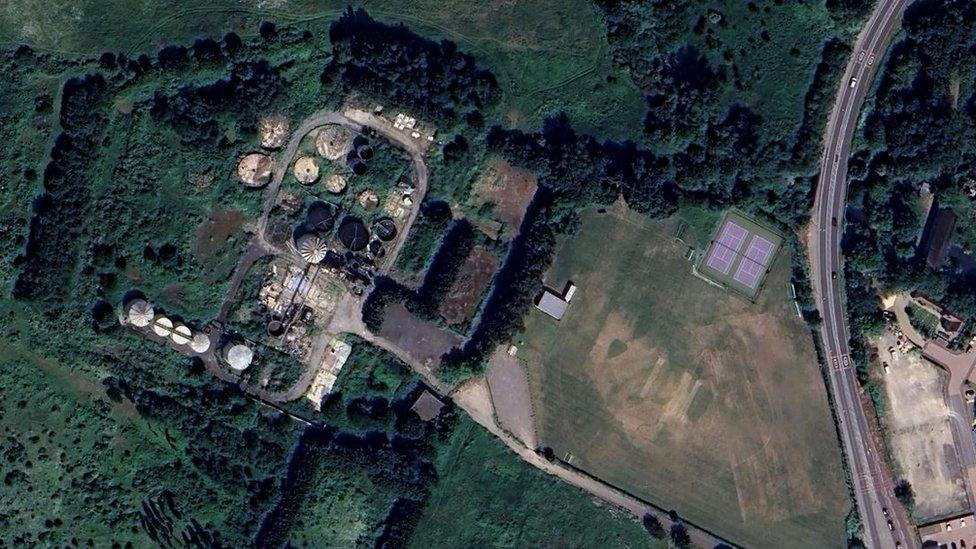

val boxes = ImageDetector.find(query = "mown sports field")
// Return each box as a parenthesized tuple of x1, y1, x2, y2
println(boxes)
(519, 206, 849, 548)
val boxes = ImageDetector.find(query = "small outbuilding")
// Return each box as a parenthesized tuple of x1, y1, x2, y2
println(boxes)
(411, 390, 444, 422)
(535, 280, 577, 321)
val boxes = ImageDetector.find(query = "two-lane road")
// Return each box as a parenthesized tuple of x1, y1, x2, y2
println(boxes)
(809, 1, 917, 548)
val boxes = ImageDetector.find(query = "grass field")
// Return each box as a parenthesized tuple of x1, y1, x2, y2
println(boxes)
(410, 415, 662, 548)
(519, 206, 848, 548)
(0, 0, 643, 137)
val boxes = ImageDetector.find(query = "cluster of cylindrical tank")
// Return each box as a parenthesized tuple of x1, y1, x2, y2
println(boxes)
(125, 298, 212, 354)
(346, 134, 373, 175)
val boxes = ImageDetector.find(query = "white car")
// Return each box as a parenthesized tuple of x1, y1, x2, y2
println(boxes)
(849, 76, 858, 88)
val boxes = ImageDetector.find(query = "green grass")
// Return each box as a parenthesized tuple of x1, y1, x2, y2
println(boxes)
(411, 416, 661, 548)
(904, 302, 940, 340)
(519, 207, 848, 549)
(0, 0, 643, 138)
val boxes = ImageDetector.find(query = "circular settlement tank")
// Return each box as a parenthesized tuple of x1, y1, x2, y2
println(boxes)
(190, 332, 211, 354)
(352, 134, 368, 149)
(236, 153, 273, 188)
(267, 320, 284, 337)
(356, 144, 373, 160)
(349, 157, 367, 175)
(293, 156, 320, 184)
(338, 217, 369, 252)
(126, 299, 154, 327)
(296, 233, 328, 264)
(225, 344, 253, 372)
(171, 323, 192, 346)
(325, 173, 347, 194)
(372, 218, 397, 242)
(152, 316, 173, 338)
(306, 200, 336, 232)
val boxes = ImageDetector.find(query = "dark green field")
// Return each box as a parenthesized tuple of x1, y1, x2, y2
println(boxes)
(0, 0, 642, 137)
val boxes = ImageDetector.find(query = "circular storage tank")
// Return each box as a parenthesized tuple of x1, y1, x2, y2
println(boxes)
(171, 324, 192, 346)
(372, 218, 397, 242)
(267, 320, 284, 337)
(236, 153, 273, 188)
(306, 201, 336, 232)
(190, 332, 211, 354)
(315, 125, 347, 160)
(338, 217, 369, 252)
(352, 135, 369, 149)
(349, 158, 367, 176)
(225, 344, 254, 372)
(325, 173, 347, 194)
(356, 144, 373, 160)
(152, 316, 173, 338)
(296, 233, 328, 264)
(293, 156, 320, 184)
(127, 299, 154, 327)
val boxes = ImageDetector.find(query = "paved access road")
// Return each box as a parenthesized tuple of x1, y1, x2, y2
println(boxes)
(809, 1, 916, 548)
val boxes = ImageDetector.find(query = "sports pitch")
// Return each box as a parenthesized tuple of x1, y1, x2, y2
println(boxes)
(699, 210, 783, 300)
(519, 206, 848, 548)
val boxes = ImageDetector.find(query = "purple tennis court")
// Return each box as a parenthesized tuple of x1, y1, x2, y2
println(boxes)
(733, 258, 765, 289)
(716, 221, 748, 253)
(743, 235, 776, 267)
(699, 212, 783, 299)
(705, 243, 737, 274)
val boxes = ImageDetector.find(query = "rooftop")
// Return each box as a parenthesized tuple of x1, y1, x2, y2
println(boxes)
(411, 390, 444, 422)
(536, 290, 569, 321)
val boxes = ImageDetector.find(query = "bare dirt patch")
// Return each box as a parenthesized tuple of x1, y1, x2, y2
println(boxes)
(877, 331, 969, 521)
(380, 303, 461, 369)
(472, 158, 537, 238)
(439, 245, 499, 325)
(487, 346, 537, 448)
(520, 208, 848, 548)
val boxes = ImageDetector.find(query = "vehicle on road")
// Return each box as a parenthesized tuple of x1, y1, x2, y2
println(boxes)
(883, 507, 889, 518)
(888, 520, 894, 531)
(849, 76, 859, 88)
(831, 271, 838, 280)
(858, 50, 866, 62)
(868, 54, 876, 66)
(831, 216, 838, 227)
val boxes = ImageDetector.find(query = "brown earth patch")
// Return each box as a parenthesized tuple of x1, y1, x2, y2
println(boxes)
(380, 303, 461, 369)
(487, 346, 537, 448)
(439, 245, 499, 325)
(472, 158, 538, 238)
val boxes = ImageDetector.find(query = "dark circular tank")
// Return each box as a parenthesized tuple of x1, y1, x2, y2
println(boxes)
(356, 144, 373, 160)
(349, 158, 368, 175)
(372, 218, 397, 242)
(306, 200, 337, 232)
(338, 216, 369, 252)
(267, 320, 284, 337)
(352, 134, 369, 149)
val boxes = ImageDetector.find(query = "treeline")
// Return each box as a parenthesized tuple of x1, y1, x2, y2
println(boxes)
(362, 219, 476, 331)
(150, 59, 286, 145)
(326, 8, 499, 123)
(844, 0, 976, 330)
(13, 74, 109, 310)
